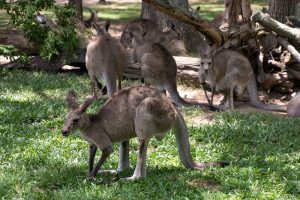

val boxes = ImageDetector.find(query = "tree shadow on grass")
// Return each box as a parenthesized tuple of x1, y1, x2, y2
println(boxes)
(34, 164, 210, 199)
(199, 111, 300, 196)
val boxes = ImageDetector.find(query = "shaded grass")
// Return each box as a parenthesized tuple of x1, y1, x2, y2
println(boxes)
(1, 68, 300, 199)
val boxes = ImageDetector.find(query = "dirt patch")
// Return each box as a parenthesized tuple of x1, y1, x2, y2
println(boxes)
(176, 84, 288, 125)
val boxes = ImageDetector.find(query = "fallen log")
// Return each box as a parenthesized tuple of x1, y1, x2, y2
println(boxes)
(252, 11, 300, 41)
(278, 37, 300, 63)
(0, 29, 40, 55)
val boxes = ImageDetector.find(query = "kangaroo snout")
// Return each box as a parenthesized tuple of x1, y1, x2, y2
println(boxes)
(61, 130, 70, 137)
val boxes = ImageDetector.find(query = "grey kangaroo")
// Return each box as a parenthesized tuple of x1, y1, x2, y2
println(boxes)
(85, 21, 130, 97)
(199, 48, 287, 112)
(129, 27, 196, 107)
(61, 87, 228, 180)
(85, 21, 131, 171)
(287, 92, 300, 117)
(84, 9, 99, 28)
(120, 18, 181, 51)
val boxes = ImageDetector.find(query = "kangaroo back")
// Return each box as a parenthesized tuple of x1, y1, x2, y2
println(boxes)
(135, 42, 192, 107)
(121, 18, 184, 55)
(287, 92, 300, 117)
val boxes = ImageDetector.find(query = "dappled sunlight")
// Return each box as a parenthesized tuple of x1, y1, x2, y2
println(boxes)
(1, 91, 41, 103)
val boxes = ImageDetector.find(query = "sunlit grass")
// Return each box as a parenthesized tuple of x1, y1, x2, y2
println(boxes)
(85, 3, 141, 22)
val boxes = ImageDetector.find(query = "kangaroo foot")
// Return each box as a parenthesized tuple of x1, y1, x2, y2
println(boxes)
(119, 175, 142, 181)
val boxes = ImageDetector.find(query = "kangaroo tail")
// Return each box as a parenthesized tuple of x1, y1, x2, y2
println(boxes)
(247, 76, 286, 112)
(166, 84, 219, 111)
(165, 84, 190, 107)
(174, 109, 229, 169)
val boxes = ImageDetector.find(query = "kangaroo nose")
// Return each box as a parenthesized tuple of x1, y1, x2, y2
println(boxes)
(61, 130, 69, 137)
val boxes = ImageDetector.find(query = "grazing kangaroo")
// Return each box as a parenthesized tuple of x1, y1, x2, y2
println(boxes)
(120, 18, 182, 52)
(287, 92, 300, 117)
(129, 28, 196, 107)
(61, 87, 228, 180)
(199, 48, 287, 112)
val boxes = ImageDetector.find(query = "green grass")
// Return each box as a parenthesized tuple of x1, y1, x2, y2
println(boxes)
(190, 0, 268, 21)
(0, 1, 268, 28)
(83, 2, 141, 23)
(1, 68, 300, 199)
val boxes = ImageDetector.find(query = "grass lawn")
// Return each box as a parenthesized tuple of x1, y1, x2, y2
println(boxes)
(1, 68, 300, 199)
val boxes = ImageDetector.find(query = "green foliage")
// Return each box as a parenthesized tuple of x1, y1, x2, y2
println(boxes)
(1, 68, 300, 199)
(0, 0, 78, 60)
(0, 45, 29, 64)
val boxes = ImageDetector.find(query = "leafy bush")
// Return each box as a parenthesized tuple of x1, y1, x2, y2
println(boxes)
(0, 44, 29, 64)
(0, 0, 79, 60)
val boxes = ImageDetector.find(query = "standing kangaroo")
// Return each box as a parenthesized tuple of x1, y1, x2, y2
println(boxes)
(84, 9, 99, 28)
(120, 18, 183, 55)
(129, 28, 196, 107)
(199, 48, 287, 112)
(85, 21, 130, 97)
(85, 21, 131, 172)
(61, 87, 227, 180)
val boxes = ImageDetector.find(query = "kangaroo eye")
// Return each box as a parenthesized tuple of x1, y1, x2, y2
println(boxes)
(73, 118, 79, 123)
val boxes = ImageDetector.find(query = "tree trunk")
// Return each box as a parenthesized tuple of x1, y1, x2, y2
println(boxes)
(141, 0, 212, 52)
(69, 0, 83, 20)
(224, 0, 251, 28)
(269, 0, 300, 23)
(141, 0, 200, 52)
(142, 0, 223, 49)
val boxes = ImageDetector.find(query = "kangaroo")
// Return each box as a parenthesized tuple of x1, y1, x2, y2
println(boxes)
(84, 9, 99, 28)
(85, 21, 130, 97)
(120, 18, 182, 54)
(86, 21, 131, 171)
(61, 87, 228, 180)
(287, 92, 300, 117)
(199, 48, 287, 112)
(129, 28, 199, 107)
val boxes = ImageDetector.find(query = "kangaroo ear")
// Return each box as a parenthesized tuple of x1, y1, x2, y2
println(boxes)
(209, 43, 218, 55)
(66, 91, 79, 110)
(79, 95, 96, 113)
